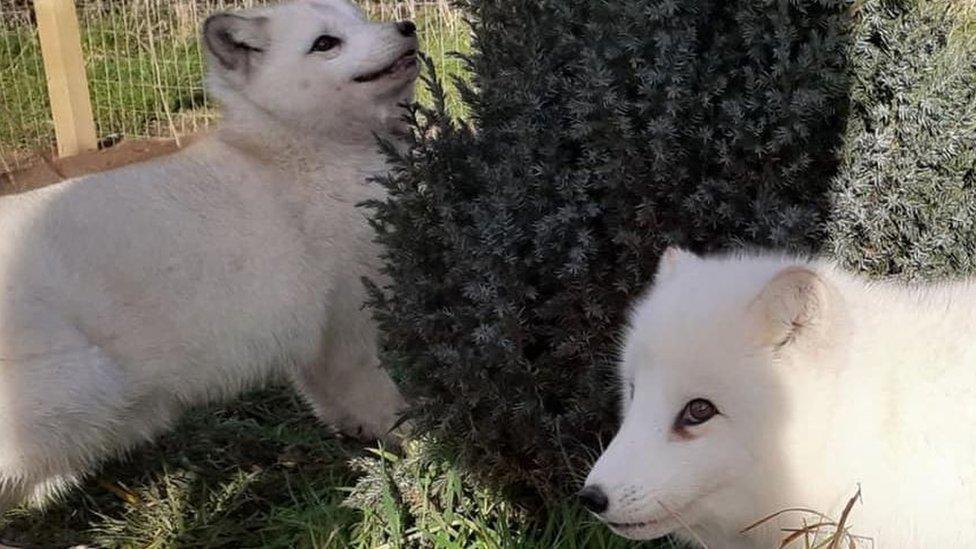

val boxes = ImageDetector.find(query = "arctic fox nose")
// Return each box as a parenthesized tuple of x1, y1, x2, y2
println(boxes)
(396, 20, 417, 37)
(577, 485, 609, 514)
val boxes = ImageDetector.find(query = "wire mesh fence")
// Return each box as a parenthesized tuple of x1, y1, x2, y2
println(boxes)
(0, 0, 469, 172)
(0, 2, 50, 172)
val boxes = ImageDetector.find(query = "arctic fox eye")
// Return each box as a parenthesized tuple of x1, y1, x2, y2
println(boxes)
(309, 35, 341, 53)
(677, 398, 718, 427)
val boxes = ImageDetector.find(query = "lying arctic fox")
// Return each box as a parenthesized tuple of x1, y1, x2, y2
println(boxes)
(0, 0, 419, 509)
(581, 248, 976, 548)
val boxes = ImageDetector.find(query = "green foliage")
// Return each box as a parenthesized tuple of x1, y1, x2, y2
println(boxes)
(826, 1, 976, 280)
(367, 0, 854, 496)
(1, 388, 648, 548)
(344, 441, 665, 548)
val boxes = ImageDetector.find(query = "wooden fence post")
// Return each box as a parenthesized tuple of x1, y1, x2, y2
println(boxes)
(34, 0, 98, 158)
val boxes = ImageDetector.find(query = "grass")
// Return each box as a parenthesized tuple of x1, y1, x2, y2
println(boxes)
(0, 10, 52, 168)
(0, 387, 355, 548)
(0, 387, 663, 548)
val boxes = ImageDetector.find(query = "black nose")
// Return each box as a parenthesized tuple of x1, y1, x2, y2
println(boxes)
(396, 20, 416, 37)
(577, 485, 609, 514)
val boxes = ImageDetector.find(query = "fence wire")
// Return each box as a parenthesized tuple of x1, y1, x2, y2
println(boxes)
(0, 2, 50, 172)
(0, 0, 468, 172)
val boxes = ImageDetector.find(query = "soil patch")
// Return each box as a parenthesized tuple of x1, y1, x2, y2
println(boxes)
(0, 135, 204, 195)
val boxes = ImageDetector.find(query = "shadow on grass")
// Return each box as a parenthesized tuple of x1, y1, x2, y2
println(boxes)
(0, 386, 363, 549)
(0, 383, 676, 548)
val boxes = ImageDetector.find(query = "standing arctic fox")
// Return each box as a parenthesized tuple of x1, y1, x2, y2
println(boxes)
(0, 0, 418, 509)
(581, 248, 976, 548)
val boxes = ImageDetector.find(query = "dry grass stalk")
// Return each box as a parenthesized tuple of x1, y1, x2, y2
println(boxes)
(741, 487, 873, 549)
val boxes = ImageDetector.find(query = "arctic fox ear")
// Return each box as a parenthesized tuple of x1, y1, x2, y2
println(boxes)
(655, 246, 697, 280)
(751, 266, 830, 348)
(203, 13, 270, 81)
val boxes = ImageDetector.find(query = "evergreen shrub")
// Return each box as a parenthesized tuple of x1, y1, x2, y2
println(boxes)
(366, 0, 974, 498)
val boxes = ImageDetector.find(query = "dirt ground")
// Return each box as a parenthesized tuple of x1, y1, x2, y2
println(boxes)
(0, 135, 204, 196)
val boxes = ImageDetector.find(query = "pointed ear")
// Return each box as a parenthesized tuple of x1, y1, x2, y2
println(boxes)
(203, 13, 270, 83)
(751, 267, 830, 348)
(655, 246, 697, 280)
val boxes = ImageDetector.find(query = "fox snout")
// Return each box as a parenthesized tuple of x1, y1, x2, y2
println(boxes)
(577, 484, 610, 514)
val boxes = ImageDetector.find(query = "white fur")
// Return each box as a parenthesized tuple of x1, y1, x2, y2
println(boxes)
(585, 248, 976, 547)
(0, 0, 419, 509)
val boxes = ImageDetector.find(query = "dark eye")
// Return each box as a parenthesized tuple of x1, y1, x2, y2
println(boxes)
(627, 381, 635, 400)
(677, 398, 718, 428)
(309, 35, 341, 53)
